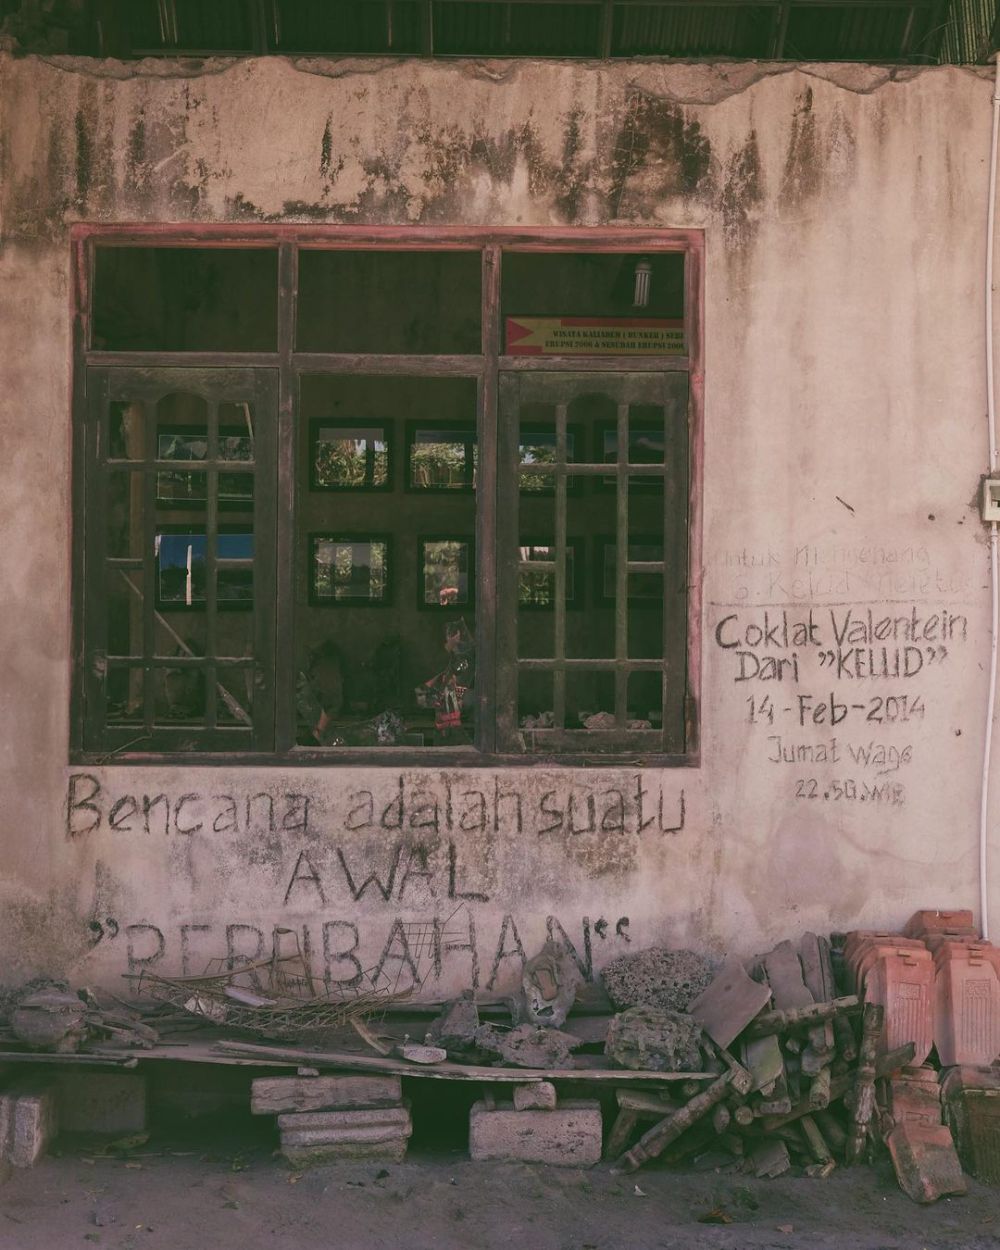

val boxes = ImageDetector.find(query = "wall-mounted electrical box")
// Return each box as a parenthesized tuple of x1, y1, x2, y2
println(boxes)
(983, 478, 1000, 522)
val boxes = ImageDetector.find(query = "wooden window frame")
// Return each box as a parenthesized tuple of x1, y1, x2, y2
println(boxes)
(70, 224, 704, 767)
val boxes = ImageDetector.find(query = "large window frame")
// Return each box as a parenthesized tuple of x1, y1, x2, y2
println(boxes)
(70, 225, 704, 767)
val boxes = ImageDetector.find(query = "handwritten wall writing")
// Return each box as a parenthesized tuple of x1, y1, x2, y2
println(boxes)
(710, 539, 973, 814)
(716, 543, 971, 606)
(99, 912, 630, 990)
(713, 605, 966, 685)
(65, 773, 686, 841)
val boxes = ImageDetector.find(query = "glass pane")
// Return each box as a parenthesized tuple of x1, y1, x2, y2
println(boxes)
(296, 375, 477, 748)
(154, 395, 255, 512)
(297, 251, 481, 354)
(310, 536, 391, 605)
(420, 539, 473, 609)
(518, 671, 553, 732)
(628, 671, 663, 732)
(108, 401, 147, 460)
(310, 421, 390, 490)
(502, 253, 685, 351)
(107, 568, 145, 658)
(408, 426, 477, 491)
(218, 402, 256, 459)
(218, 665, 255, 727)
(106, 664, 144, 726)
(93, 248, 278, 352)
(154, 663, 210, 725)
(567, 671, 614, 729)
(106, 470, 144, 558)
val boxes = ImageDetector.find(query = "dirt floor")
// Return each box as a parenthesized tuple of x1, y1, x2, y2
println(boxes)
(4, 1131, 1000, 1250)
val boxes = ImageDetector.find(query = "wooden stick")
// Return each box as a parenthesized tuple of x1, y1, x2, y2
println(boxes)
(815, 1109, 848, 1155)
(799, 1114, 833, 1164)
(834, 1012, 858, 1061)
(809, 1066, 832, 1111)
(616, 1074, 731, 1172)
(845, 1003, 883, 1165)
(743, 996, 861, 1039)
(214, 1039, 717, 1084)
(711, 1103, 731, 1134)
(604, 1108, 639, 1160)
(760, 1041, 913, 1132)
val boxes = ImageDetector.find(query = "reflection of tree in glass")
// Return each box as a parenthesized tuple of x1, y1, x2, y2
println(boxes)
(519, 441, 556, 493)
(424, 542, 466, 605)
(518, 569, 555, 606)
(315, 436, 388, 488)
(411, 438, 476, 489)
(517, 545, 572, 607)
(316, 540, 387, 600)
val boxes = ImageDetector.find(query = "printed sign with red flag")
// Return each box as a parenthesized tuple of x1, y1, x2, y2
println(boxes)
(505, 316, 685, 356)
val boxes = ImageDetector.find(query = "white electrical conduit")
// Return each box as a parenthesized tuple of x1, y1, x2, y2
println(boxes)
(980, 53, 1000, 942)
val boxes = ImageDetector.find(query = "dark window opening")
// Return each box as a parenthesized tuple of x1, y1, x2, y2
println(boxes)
(93, 248, 279, 353)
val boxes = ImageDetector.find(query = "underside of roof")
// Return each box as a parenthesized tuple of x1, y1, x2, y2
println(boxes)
(1, 0, 996, 65)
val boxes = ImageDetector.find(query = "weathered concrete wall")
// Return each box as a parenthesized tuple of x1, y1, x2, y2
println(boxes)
(0, 54, 994, 994)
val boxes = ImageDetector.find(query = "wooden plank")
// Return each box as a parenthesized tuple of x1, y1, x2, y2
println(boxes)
(0, 1051, 138, 1067)
(215, 1039, 718, 1083)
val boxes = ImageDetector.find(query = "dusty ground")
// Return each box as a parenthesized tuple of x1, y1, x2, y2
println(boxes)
(4, 1133, 1000, 1250)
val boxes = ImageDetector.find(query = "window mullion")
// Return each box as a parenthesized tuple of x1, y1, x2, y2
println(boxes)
(273, 241, 297, 752)
(614, 399, 629, 727)
(478, 244, 501, 753)
(141, 400, 157, 735)
(204, 398, 219, 730)
(553, 401, 568, 731)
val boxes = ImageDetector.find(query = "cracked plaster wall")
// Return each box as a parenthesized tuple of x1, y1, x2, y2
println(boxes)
(0, 53, 996, 991)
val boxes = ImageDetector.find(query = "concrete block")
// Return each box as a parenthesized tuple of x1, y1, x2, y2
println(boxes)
(282, 1138, 409, 1166)
(251, 1075, 402, 1115)
(0, 1081, 58, 1168)
(56, 1072, 147, 1134)
(513, 1081, 557, 1111)
(282, 1125, 408, 1147)
(277, 1105, 412, 1140)
(469, 1099, 602, 1166)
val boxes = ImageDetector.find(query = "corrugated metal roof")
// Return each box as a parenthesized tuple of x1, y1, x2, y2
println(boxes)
(1, 0, 994, 64)
(941, 0, 996, 61)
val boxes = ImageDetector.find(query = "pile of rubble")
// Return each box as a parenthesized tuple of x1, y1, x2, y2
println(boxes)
(2, 910, 1000, 1200)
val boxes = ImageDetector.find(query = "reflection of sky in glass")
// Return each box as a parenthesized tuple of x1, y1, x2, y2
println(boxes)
(157, 533, 253, 569)
(156, 532, 254, 604)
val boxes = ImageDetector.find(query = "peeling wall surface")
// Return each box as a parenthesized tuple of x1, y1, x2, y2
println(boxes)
(0, 53, 995, 995)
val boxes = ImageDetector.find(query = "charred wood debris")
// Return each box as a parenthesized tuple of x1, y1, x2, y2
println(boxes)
(0, 914, 991, 1200)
